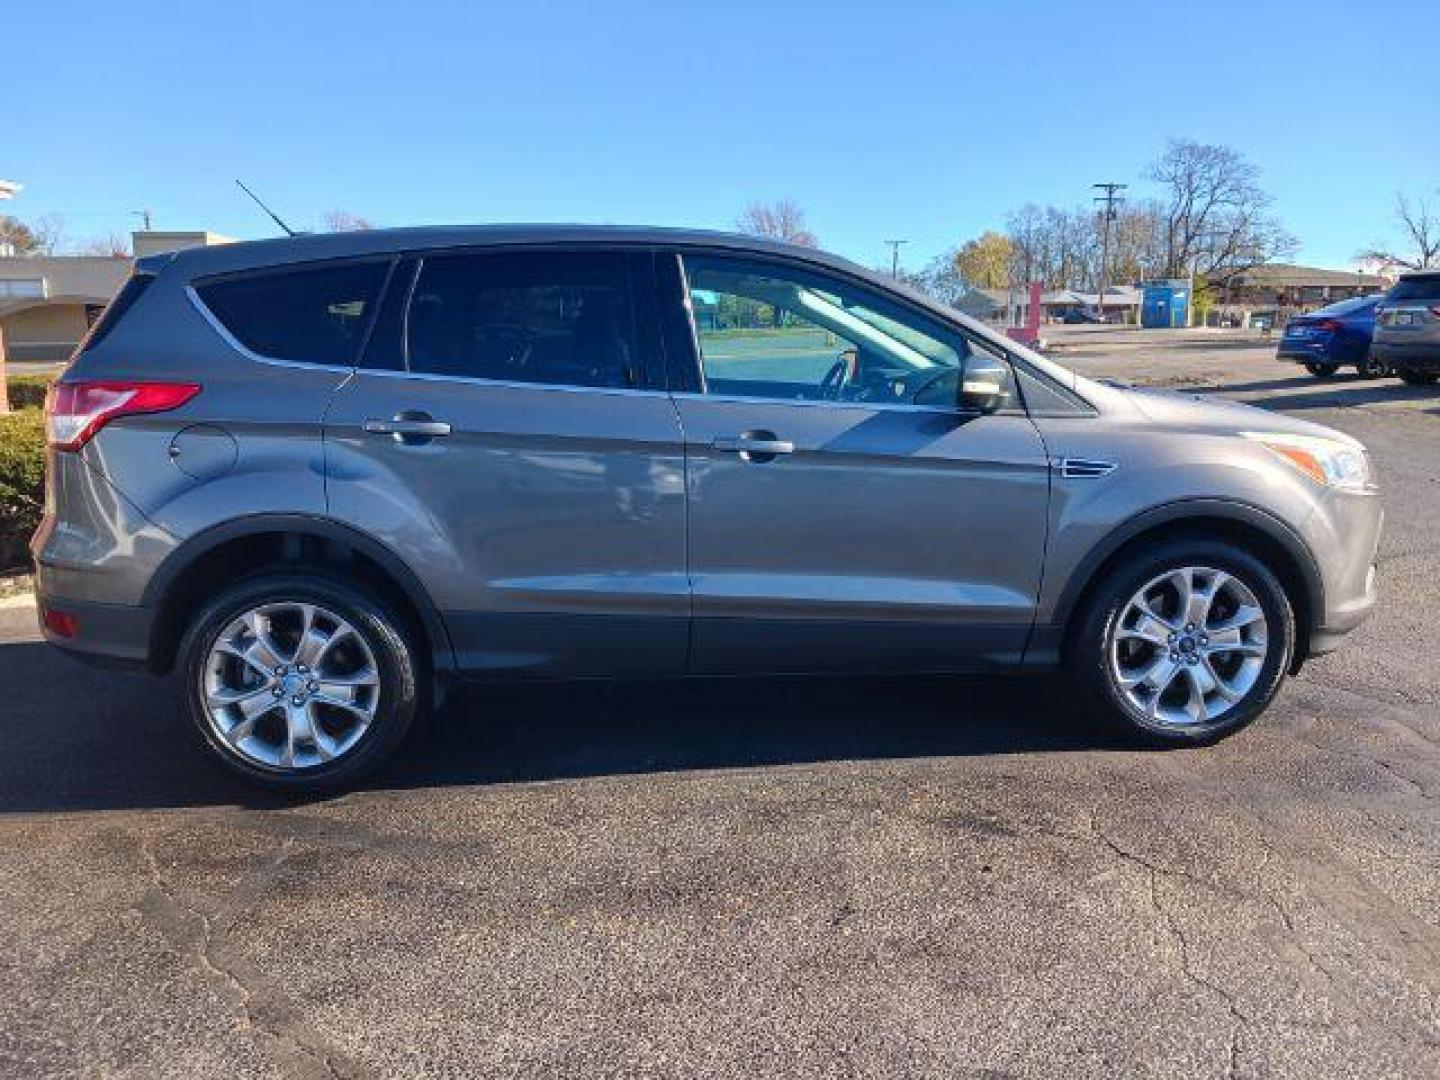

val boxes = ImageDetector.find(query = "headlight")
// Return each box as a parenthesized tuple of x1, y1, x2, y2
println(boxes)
(1241, 432, 1374, 492)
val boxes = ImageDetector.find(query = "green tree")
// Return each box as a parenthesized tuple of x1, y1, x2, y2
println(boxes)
(953, 232, 1014, 289)
(0, 216, 41, 256)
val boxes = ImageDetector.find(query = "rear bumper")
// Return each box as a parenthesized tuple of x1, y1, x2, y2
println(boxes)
(1277, 342, 1338, 362)
(35, 593, 155, 672)
(1371, 341, 1440, 371)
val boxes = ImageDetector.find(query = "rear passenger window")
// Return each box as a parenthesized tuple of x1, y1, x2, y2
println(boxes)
(197, 261, 390, 367)
(1386, 276, 1440, 302)
(406, 252, 640, 388)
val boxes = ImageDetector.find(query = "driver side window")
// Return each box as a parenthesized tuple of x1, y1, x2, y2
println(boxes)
(683, 254, 968, 407)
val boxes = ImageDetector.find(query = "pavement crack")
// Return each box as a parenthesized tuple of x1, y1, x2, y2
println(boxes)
(134, 832, 373, 1080)
(1088, 811, 1251, 1072)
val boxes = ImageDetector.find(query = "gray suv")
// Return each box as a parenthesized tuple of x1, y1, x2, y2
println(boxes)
(1372, 270, 1440, 385)
(33, 226, 1382, 790)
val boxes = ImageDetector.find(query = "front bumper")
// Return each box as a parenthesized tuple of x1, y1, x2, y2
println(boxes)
(1301, 491, 1383, 658)
(1306, 562, 1377, 656)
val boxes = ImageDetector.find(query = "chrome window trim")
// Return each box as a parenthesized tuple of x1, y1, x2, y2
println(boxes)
(339, 363, 675, 400)
(668, 389, 1009, 419)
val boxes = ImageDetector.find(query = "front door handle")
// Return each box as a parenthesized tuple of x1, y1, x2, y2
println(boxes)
(711, 432, 794, 462)
(364, 413, 452, 444)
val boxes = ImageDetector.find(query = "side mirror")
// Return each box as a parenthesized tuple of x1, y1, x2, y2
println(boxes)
(959, 353, 1012, 414)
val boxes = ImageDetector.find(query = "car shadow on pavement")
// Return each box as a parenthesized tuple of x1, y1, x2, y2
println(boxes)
(1199, 376, 1438, 410)
(0, 639, 1123, 815)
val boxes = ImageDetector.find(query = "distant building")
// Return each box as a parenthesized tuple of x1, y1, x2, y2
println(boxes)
(1211, 263, 1388, 308)
(956, 285, 1142, 324)
(0, 229, 233, 363)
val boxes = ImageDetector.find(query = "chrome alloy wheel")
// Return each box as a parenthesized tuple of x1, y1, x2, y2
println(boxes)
(200, 602, 380, 771)
(1109, 566, 1269, 729)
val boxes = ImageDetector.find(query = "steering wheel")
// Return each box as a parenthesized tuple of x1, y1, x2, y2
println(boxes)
(819, 349, 857, 400)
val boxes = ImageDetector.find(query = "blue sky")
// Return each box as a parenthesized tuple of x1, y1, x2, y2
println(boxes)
(7, 0, 1436, 273)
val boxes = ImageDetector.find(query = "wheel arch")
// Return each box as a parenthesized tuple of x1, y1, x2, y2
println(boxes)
(1049, 499, 1324, 669)
(142, 514, 454, 676)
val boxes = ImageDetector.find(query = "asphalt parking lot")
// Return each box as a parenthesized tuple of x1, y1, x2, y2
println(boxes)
(2, 335, 1437, 1079)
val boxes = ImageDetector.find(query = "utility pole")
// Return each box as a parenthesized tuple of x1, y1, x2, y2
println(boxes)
(0, 180, 21, 414)
(884, 239, 907, 279)
(131, 208, 153, 231)
(1093, 183, 1127, 321)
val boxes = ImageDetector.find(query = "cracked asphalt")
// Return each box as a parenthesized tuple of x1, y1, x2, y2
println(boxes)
(2, 338, 1437, 1078)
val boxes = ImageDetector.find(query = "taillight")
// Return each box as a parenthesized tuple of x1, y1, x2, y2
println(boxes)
(1314, 318, 1342, 332)
(41, 607, 79, 640)
(45, 380, 200, 451)
(1430, 305, 1440, 318)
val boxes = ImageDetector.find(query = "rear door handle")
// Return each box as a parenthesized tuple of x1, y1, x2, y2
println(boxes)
(363, 415, 452, 443)
(711, 432, 794, 461)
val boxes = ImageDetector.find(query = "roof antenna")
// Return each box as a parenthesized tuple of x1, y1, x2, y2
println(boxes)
(235, 179, 297, 237)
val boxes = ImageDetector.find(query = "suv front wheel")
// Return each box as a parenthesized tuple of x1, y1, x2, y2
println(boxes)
(177, 572, 420, 790)
(1073, 539, 1295, 744)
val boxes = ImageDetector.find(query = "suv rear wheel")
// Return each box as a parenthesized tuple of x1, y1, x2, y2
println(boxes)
(177, 572, 420, 790)
(1357, 355, 1391, 379)
(1304, 361, 1339, 377)
(1073, 539, 1295, 744)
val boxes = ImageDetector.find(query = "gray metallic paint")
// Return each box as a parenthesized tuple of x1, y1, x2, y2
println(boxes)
(33, 225, 1383, 680)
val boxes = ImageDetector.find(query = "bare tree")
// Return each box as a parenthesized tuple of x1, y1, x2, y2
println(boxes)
(1148, 139, 1294, 281)
(321, 210, 376, 233)
(1358, 192, 1440, 271)
(735, 199, 818, 247)
(915, 250, 971, 304)
(28, 214, 67, 255)
(74, 232, 132, 257)
(1004, 204, 1049, 286)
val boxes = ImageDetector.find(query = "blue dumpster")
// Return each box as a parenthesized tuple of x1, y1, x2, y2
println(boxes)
(1141, 281, 1190, 329)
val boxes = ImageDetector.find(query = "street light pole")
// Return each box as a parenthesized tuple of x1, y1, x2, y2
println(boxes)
(1093, 182, 1126, 322)
(884, 239, 907, 279)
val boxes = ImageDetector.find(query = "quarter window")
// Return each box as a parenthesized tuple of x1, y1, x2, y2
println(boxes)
(197, 261, 389, 367)
(405, 251, 640, 389)
(682, 254, 977, 408)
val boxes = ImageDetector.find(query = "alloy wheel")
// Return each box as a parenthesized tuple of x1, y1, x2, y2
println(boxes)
(1109, 566, 1268, 729)
(200, 602, 381, 771)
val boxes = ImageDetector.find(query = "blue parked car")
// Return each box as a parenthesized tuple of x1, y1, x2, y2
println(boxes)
(1278, 295, 1388, 378)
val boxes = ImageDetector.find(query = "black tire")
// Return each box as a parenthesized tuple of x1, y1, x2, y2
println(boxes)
(1356, 355, 1390, 379)
(1304, 361, 1340, 377)
(1397, 369, 1439, 386)
(176, 571, 421, 791)
(1071, 538, 1296, 745)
